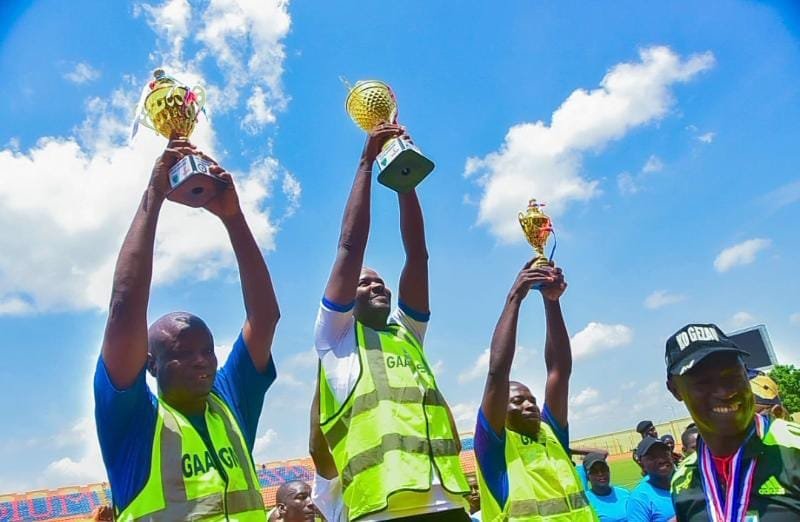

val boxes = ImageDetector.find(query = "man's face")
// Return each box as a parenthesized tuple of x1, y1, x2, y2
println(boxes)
(279, 483, 315, 522)
(683, 432, 698, 456)
(151, 323, 217, 401)
(506, 383, 541, 436)
(662, 437, 675, 452)
(466, 475, 480, 514)
(668, 352, 754, 440)
(354, 268, 391, 321)
(587, 462, 611, 490)
(646, 426, 659, 439)
(640, 444, 674, 480)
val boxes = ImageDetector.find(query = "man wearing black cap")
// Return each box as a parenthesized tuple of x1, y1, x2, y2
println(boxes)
(583, 452, 629, 522)
(660, 434, 682, 465)
(637, 420, 659, 440)
(627, 437, 676, 521)
(749, 369, 790, 420)
(666, 323, 800, 520)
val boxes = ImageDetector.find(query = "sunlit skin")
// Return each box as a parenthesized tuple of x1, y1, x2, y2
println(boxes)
(587, 461, 612, 496)
(640, 444, 674, 489)
(506, 381, 542, 438)
(667, 352, 755, 456)
(682, 430, 698, 457)
(353, 268, 392, 330)
(276, 481, 315, 522)
(146, 312, 217, 416)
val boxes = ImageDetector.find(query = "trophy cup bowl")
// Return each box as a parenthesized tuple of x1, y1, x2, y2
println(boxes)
(345, 80, 434, 193)
(518, 199, 553, 268)
(139, 69, 225, 208)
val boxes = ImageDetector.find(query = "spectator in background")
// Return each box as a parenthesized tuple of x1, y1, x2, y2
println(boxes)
(309, 374, 345, 522)
(659, 434, 682, 465)
(573, 447, 609, 490)
(583, 452, 630, 522)
(626, 438, 675, 522)
(274, 481, 316, 522)
(680, 425, 699, 458)
(749, 369, 790, 420)
(632, 420, 659, 469)
(92, 506, 114, 521)
(465, 474, 481, 521)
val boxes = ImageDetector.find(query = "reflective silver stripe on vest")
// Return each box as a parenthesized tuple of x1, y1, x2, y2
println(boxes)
(507, 491, 590, 518)
(133, 397, 264, 520)
(341, 434, 460, 488)
(324, 326, 447, 448)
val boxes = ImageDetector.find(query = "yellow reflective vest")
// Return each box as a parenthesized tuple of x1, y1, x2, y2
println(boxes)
(319, 320, 469, 520)
(117, 393, 265, 521)
(477, 423, 598, 522)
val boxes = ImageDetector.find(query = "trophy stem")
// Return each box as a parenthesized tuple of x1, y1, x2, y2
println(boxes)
(532, 255, 550, 268)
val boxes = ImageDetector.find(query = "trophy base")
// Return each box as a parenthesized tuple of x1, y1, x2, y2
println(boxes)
(166, 155, 226, 208)
(376, 137, 434, 193)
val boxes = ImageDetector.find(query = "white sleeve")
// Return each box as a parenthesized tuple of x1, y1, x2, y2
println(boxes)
(314, 301, 356, 358)
(389, 306, 429, 345)
(312, 473, 347, 522)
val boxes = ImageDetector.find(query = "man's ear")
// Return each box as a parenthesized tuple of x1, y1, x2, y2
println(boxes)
(146, 352, 157, 378)
(277, 503, 287, 518)
(666, 377, 683, 402)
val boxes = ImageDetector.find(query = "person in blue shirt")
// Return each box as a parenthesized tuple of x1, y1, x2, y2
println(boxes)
(583, 452, 630, 522)
(94, 139, 281, 518)
(626, 437, 676, 522)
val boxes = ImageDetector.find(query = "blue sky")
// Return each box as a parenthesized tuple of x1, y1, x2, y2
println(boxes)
(1, 0, 799, 493)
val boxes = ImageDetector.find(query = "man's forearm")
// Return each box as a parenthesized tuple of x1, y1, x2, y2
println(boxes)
(398, 191, 428, 259)
(544, 299, 571, 375)
(489, 296, 522, 378)
(102, 187, 164, 387)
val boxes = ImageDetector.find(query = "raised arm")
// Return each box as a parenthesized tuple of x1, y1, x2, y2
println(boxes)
(541, 266, 570, 429)
(397, 188, 429, 315)
(481, 261, 557, 434)
(201, 161, 280, 372)
(323, 123, 404, 305)
(100, 139, 194, 389)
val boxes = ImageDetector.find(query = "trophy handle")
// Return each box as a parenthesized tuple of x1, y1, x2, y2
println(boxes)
(192, 85, 207, 115)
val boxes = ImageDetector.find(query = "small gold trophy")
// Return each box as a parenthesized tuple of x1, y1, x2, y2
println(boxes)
(133, 69, 224, 207)
(519, 199, 554, 268)
(345, 80, 434, 193)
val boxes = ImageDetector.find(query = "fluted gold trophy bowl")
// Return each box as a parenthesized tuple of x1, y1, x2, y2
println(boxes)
(345, 80, 434, 193)
(519, 199, 554, 268)
(135, 69, 223, 208)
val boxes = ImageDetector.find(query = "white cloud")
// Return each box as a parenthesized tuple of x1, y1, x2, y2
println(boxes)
(642, 154, 664, 173)
(432, 359, 445, 376)
(697, 132, 715, 143)
(571, 387, 599, 406)
(135, 0, 192, 63)
(242, 86, 277, 133)
(761, 180, 800, 211)
(281, 171, 302, 219)
(730, 311, 755, 327)
(644, 290, 686, 310)
(64, 62, 101, 84)
(465, 46, 714, 241)
(713, 238, 771, 273)
(253, 428, 277, 463)
(617, 171, 639, 195)
(457, 345, 538, 384)
(450, 402, 479, 432)
(42, 417, 105, 487)
(0, 296, 34, 316)
(791, 313, 800, 325)
(570, 322, 633, 359)
(458, 348, 490, 384)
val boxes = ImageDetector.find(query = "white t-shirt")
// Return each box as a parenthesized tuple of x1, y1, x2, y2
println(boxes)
(313, 300, 467, 520)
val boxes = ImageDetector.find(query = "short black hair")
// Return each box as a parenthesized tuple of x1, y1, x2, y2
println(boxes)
(681, 425, 699, 448)
(276, 480, 309, 505)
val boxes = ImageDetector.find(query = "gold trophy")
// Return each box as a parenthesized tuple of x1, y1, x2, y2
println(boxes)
(519, 199, 554, 268)
(133, 69, 224, 207)
(345, 80, 434, 193)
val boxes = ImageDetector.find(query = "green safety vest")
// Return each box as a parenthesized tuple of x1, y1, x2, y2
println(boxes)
(671, 418, 800, 520)
(117, 393, 265, 522)
(477, 424, 598, 522)
(319, 321, 469, 520)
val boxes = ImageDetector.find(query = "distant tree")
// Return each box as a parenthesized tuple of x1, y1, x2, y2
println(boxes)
(769, 365, 800, 414)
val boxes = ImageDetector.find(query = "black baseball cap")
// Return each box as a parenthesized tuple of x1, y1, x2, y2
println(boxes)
(582, 452, 608, 472)
(636, 420, 654, 434)
(665, 323, 749, 376)
(637, 436, 668, 459)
